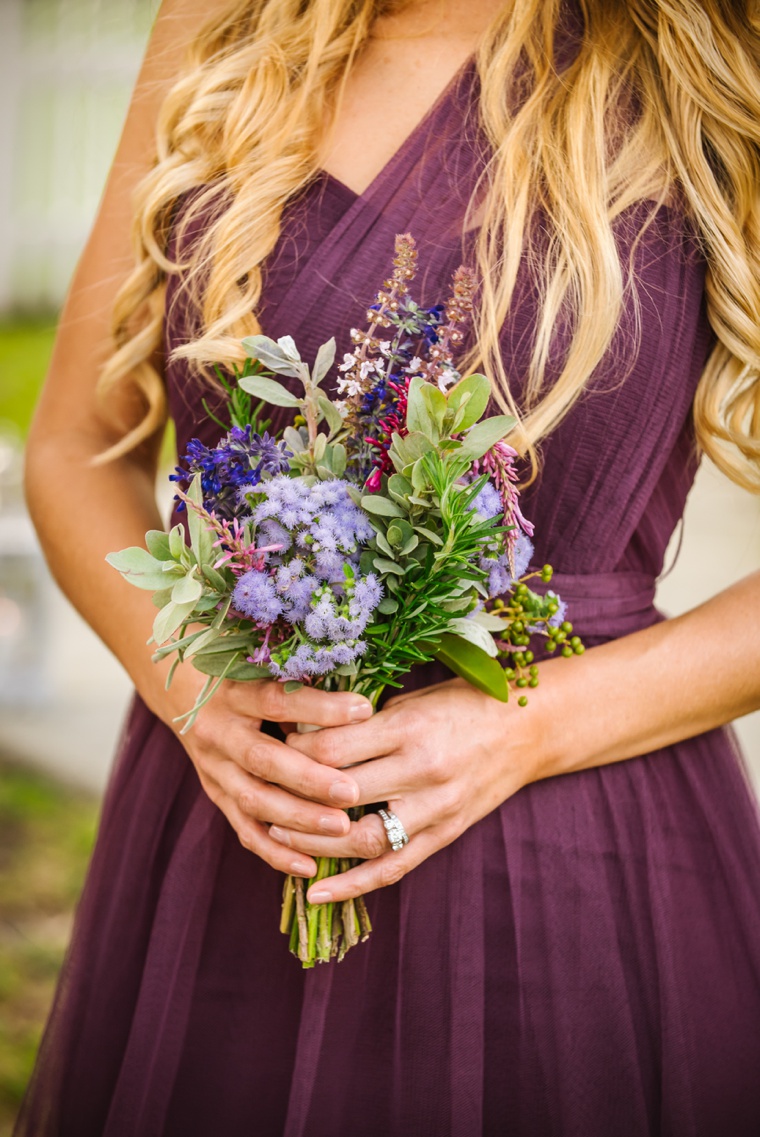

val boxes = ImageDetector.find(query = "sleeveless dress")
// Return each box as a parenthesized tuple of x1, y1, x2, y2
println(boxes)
(15, 58, 760, 1137)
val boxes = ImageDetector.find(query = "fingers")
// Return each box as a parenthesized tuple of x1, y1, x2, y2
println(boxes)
(269, 805, 408, 861)
(196, 716, 360, 808)
(226, 679, 373, 728)
(285, 711, 399, 770)
(225, 804, 318, 878)
(304, 828, 446, 903)
(218, 760, 350, 835)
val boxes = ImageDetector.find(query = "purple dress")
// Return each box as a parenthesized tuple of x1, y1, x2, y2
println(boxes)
(16, 60, 760, 1137)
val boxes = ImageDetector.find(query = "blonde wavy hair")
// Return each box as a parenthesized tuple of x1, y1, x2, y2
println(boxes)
(97, 0, 760, 491)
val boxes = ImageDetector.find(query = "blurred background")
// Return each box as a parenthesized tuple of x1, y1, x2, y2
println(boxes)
(0, 0, 759, 1131)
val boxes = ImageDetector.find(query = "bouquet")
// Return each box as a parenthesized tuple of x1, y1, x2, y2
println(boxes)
(108, 234, 582, 966)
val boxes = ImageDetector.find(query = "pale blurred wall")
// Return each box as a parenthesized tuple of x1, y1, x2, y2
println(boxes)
(0, 0, 155, 314)
(0, 0, 758, 797)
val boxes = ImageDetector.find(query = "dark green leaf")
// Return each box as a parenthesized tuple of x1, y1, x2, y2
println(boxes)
(433, 633, 510, 702)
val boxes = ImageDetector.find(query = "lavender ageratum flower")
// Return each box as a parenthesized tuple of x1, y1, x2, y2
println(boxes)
(480, 533, 535, 599)
(257, 519, 292, 556)
(512, 532, 534, 580)
(349, 575, 383, 619)
(314, 550, 348, 582)
(233, 571, 284, 623)
(472, 481, 502, 521)
(269, 639, 367, 681)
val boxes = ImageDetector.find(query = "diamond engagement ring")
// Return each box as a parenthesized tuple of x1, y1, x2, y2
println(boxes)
(378, 808, 410, 852)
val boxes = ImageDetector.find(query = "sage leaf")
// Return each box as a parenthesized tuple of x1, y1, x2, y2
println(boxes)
(447, 617, 499, 657)
(145, 530, 172, 561)
(153, 598, 198, 645)
(312, 338, 336, 386)
(361, 494, 405, 518)
(171, 573, 203, 605)
(447, 373, 491, 430)
(238, 374, 303, 407)
(460, 415, 517, 460)
(318, 396, 344, 435)
(106, 547, 176, 591)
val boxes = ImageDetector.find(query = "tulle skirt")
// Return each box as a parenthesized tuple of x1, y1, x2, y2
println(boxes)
(14, 689, 760, 1137)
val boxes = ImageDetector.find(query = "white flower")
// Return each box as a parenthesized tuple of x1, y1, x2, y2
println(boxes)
(339, 352, 357, 372)
(377, 340, 392, 356)
(437, 366, 460, 393)
(336, 376, 362, 397)
(359, 359, 378, 380)
(408, 356, 424, 373)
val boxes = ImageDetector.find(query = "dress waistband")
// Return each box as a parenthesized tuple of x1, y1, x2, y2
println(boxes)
(535, 571, 660, 640)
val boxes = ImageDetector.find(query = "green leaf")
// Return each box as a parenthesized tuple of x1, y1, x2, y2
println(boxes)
(182, 626, 221, 659)
(405, 377, 439, 440)
(386, 519, 413, 548)
(283, 426, 306, 452)
(373, 556, 404, 575)
(193, 649, 269, 680)
(171, 572, 203, 605)
(433, 633, 510, 702)
(447, 617, 499, 657)
(312, 338, 336, 386)
(317, 396, 344, 435)
(330, 442, 347, 477)
(240, 335, 303, 379)
(387, 473, 413, 505)
(470, 610, 507, 632)
(313, 432, 327, 462)
(106, 547, 177, 591)
(420, 382, 447, 432)
(377, 596, 399, 614)
(186, 475, 214, 566)
(168, 524, 185, 560)
(415, 526, 443, 546)
(145, 530, 172, 560)
(361, 494, 405, 518)
(153, 598, 198, 645)
(238, 374, 303, 407)
(284, 680, 304, 694)
(459, 415, 517, 460)
(446, 373, 491, 431)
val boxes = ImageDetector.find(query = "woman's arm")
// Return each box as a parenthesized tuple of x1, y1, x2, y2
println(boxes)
(25, 0, 371, 878)
(279, 567, 760, 902)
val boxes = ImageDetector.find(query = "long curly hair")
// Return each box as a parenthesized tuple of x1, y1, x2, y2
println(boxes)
(96, 0, 760, 491)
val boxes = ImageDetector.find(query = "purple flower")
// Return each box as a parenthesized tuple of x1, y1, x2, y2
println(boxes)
(233, 571, 284, 623)
(472, 481, 502, 521)
(171, 426, 292, 520)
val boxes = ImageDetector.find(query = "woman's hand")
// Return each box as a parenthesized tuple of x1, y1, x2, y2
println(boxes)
(158, 665, 374, 879)
(269, 677, 538, 903)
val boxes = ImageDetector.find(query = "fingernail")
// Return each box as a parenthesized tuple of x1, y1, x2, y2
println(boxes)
(269, 825, 290, 846)
(308, 889, 332, 904)
(350, 701, 373, 722)
(320, 814, 347, 836)
(291, 858, 314, 877)
(330, 780, 358, 806)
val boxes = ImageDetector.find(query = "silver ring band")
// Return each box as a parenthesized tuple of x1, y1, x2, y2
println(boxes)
(378, 808, 410, 852)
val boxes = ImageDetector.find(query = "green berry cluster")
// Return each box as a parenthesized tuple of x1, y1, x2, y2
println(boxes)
(489, 564, 585, 708)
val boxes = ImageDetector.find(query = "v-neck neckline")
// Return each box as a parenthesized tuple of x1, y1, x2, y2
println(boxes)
(318, 54, 477, 203)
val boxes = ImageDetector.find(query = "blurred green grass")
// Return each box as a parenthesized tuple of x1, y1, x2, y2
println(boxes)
(0, 761, 98, 1136)
(0, 317, 176, 462)
(0, 320, 57, 438)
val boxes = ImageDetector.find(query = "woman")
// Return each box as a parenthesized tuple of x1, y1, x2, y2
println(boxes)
(16, 0, 760, 1133)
